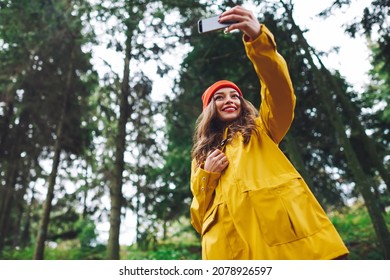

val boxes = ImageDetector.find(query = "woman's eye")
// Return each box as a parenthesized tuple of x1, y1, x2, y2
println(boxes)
(214, 96, 223, 100)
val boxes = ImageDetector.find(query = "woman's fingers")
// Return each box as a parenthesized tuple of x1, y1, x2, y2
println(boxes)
(204, 149, 229, 172)
(219, 5, 261, 40)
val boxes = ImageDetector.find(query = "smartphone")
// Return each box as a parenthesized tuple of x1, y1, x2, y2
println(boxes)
(198, 15, 238, 34)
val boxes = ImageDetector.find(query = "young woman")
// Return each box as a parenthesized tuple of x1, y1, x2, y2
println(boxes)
(190, 6, 349, 260)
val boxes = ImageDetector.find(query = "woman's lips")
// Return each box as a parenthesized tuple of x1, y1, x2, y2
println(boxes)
(223, 106, 236, 112)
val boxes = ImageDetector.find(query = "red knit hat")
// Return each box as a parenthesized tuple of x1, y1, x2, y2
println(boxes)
(201, 80, 243, 110)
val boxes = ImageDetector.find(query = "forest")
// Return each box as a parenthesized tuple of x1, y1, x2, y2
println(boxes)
(0, 0, 389, 260)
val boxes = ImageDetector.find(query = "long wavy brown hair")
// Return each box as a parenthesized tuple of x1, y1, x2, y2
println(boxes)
(191, 96, 259, 165)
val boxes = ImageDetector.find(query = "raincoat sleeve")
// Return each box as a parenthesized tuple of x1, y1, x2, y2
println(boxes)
(243, 24, 296, 144)
(189, 159, 221, 234)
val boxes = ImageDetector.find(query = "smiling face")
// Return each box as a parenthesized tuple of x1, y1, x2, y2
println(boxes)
(213, 87, 242, 123)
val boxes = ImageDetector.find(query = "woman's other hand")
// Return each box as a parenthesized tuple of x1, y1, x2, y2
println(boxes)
(204, 149, 229, 173)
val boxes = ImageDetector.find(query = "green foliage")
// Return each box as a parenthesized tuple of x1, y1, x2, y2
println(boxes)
(0, 245, 35, 260)
(123, 242, 201, 260)
(324, 0, 390, 160)
(0, 0, 99, 256)
(0, 241, 106, 260)
(75, 218, 99, 248)
(63, 243, 106, 260)
(331, 203, 390, 259)
(0, 241, 201, 260)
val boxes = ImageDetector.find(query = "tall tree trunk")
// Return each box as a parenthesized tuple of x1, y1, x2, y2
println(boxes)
(0, 89, 20, 252)
(11, 190, 23, 248)
(13, 156, 33, 248)
(0, 144, 20, 252)
(0, 185, 14, 252)
(282, 134, 331, 204)
(0, 55, 36, 156)
(0, 77, 36, 253)
(33, 123, 63, 259)
(317, 58, 390, 193)
(135, 181, 141, 247)
(0, 50, 40, 253)
(0, 84, 15, 156)
(107, 30, 132, 260)
(33, 50, 74, 260)
(280, 1, 390, 259)
(82, 160, 89, 219)
(21, 184, 35, 248)
(283, 134, 313, 187)
(162, 219, 167, 241)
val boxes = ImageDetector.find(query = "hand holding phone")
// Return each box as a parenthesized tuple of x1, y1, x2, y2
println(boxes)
(198, 15, 238, 34)
(198, 7, 262, 40)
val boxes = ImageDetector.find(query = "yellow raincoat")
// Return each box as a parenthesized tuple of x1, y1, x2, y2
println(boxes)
(190, 25, 349, 260)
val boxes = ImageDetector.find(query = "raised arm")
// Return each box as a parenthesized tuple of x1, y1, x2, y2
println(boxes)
(244, 25, 296, 144)
(220, 6, 296, 144)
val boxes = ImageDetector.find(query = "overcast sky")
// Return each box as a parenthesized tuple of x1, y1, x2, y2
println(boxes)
(292, 0, 371, 93)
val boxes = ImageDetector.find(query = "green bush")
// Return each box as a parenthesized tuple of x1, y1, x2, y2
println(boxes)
(330, 204, 390, 260)
(123, 242, 201, 260)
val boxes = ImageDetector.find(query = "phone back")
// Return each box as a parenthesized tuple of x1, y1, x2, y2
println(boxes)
(198, 15, 236, 33)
